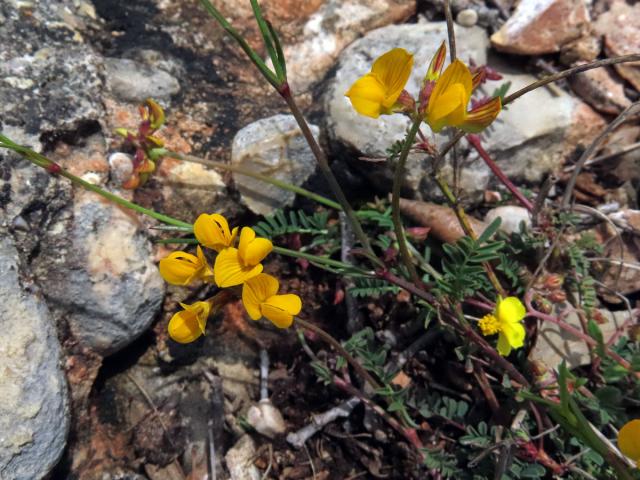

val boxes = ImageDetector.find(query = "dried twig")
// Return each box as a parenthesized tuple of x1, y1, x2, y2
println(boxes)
(286, 397, 361, 448)
(444, 0, 456, 61)
(562, 101, 640, 209)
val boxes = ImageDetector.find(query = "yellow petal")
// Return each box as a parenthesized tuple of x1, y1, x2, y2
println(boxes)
(214, 247, 263, 287)
(503, 320, 526, 348)
(497, 296, 526, 325)
(168, 301, 210, 343)
(238, 227, 273, 266)
(261, 294, 302, 328)
(238, 226, 255, 257)
(194, 213, 235, 251)
(345, 73, 386, 118)
(242, 273, 280, 320)
(159, 250, 202, 285)
(196, 245, 214, 282)
(426, 41, 447, 82)
(497, 330, 512, 356)
(619, 419, 640, 464)
(370, 48, 414, 109)
(426, 59, 473, 131)
(460, 97, 502, 133)
(426, 82, 467, 132)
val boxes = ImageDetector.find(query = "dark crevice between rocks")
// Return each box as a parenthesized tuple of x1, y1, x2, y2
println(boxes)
(39, 120, 103, 153)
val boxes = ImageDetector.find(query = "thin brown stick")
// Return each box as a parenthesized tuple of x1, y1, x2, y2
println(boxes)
(564, 141, 640, 171)
(504, 55, 640, 106)
(281, 91, 379, 263)
(295, 317, 383, 391)
(333, 376, 425, 458)
(444, 0, 456, 62)
(562, 101, 640, 209)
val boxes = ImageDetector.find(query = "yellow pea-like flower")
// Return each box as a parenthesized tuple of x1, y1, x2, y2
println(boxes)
(168, 300, 211, 343)
(345, 48, 414, 118)
(159, 245, 213, 286)
(424, 58, 501, 134)
(213, 227, 273, 288)
(242, 273, 302, 328)
(194, 213, 238, 252)
(619, 419, 640, 467)
(478, 296, 526, 356)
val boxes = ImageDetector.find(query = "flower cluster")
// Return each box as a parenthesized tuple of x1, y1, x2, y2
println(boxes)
(345, 43, 502, 133)
(478, 296, 526, 356)
(159, 213, 302, 343)
(115, 98, 166, 189)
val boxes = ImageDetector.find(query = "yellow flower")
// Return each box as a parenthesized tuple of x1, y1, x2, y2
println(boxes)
(424, 58, 501, 133)
(619, 419, 640, 467)
(194, 213, 238, 252)
(345, 48, 414, 118)
(168, 300, 211, 343)
(242, 273, 302, 328)
(214, 227, 273, 287)
(478, 296, 526, 356)
(159, 246, 213, 285)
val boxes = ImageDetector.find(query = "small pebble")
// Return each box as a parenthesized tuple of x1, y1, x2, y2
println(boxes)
(246, 399, 286, 439)
(108, 152, 134, 185)
(456, 8, 479, 27)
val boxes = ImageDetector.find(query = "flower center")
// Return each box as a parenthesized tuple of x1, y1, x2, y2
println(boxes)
(478, 314, 501, 336)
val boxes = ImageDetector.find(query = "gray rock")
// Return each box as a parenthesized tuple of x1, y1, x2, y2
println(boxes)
(0, 2, 104, 137)
(484, 206, 532, 234)
(529, 308, 631, 370)
(231, 114, 318, 216)
(104, 58, 180, 103)
(32, 190, 164, 354)
(0, 233, 69, 480)
(277, 0, 415, 91)
(326, 22, 588, 204)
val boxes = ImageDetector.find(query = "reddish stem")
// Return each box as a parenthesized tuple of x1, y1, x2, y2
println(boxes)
(466, 135, 534, 212)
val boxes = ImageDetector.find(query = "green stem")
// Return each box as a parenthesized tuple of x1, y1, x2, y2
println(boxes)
(273, 246, 371, 276)
(391, 117, 422, 285)
(433, 172, 506, 297)
(249, 0, 285, 83)
(198, 0, 280, 88)
(0, 139, 192, 229)
(164, 150, 342, 211)
(281, 92, 381, 266)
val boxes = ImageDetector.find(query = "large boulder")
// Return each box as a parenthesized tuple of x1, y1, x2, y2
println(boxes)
(0, 233, 69, 480)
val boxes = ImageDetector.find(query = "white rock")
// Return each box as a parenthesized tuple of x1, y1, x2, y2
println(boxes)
(0, 233, 69, 480)
(108, 152, 134, 186)
(484, 206, 531, 234)
(529, 308, 632, 370)
(225, 435, 261, 480)
(231, 114, 318, 216)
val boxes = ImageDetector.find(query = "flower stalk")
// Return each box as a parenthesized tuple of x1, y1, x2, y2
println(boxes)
(391, 116, 423, 284)
(0, 135, 192, 230)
